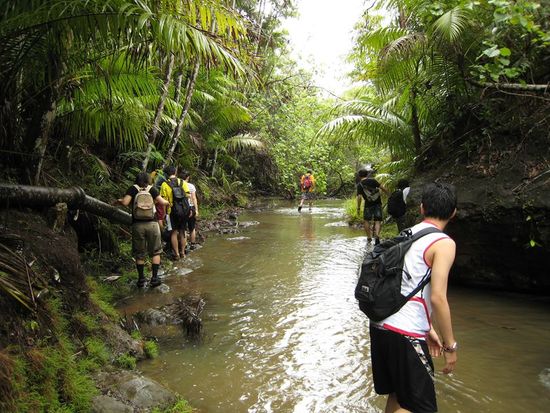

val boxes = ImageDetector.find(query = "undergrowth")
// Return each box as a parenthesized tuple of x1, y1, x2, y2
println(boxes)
(343, 197, 400, 239)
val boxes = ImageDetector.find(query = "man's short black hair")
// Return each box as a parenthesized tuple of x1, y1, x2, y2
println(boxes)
(397, 179, 409, 190)
(358, 169, 369, 178)
(180, 170, 190, 180)
(162, 165, 172, 176)
(135, 172, 151, 187)
(165, 165, 176, 176)
(307, 170, 312, 174)
(421, 182, 457, 220)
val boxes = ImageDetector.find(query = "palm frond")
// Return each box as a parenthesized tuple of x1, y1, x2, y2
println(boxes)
(430, 6, 472, 44)
(222, 133, 264, 151)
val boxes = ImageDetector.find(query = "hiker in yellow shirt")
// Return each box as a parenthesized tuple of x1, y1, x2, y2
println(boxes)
(298, 170, 316, 212)
(160, 166, 191, 260)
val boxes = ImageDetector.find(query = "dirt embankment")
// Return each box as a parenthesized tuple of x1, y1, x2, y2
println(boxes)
(408, 135, 550, 293)
(0, 210, 180, 412)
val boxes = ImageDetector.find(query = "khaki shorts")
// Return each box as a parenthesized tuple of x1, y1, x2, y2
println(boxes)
(132, 221, 162, 259)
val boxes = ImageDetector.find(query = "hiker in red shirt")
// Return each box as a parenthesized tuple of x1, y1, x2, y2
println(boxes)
(298, 170, 316, 212)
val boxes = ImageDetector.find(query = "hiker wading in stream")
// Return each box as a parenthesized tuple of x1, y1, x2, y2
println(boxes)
(298, 170, 316, 212)
(117, 172, 169, 288)
(369, 182, 458, 413)
(160, 165, 192, 260)
(356, 168, 388, 245)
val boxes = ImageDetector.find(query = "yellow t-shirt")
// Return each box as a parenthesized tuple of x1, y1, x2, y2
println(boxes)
(300, 174, 315, 192)
(160, 177, 190, 214)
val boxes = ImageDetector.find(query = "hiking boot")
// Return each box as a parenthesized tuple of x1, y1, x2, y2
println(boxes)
(298, 206, 302, 212)
(149, 277, 162, 288)
(367, 237, 372, 244)
(136, 277, 146, 289)
(189, 243, 197, 251)
(375, 237, 380, 245)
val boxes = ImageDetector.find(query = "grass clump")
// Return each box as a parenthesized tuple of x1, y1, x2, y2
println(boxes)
(144, 340, 159, 359)
(343, 197, 400, 239)
(115, 353, 136, 370)
(152, 398, 194, 413)
(8, 341, 98, 412)
(84, 337, 110, 367)
(87, 277, 119, 319)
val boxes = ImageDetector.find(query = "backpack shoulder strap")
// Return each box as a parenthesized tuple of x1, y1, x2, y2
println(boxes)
(410, 226, 442, 242)
(133, 184, 140, 191)
(145, 185, 152, 192)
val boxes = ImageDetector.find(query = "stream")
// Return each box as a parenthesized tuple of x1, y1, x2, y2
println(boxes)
(117, 199, 550, 413)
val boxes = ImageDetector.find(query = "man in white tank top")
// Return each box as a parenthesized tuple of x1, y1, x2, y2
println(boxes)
(369, 182, 458, 413)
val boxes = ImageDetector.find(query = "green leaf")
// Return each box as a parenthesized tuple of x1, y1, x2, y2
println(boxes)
(499, 47, 511, 56)
(483, 46, 500, 58)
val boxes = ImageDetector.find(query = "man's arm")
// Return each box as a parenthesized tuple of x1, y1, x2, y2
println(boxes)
(155, 195, 169, 206)
(379, 184, 389, 195)
(117, 195, 132, 207)
(428, 238, 457, 374)
(192, 192, 199, 216)
(356, 194, 362, 215)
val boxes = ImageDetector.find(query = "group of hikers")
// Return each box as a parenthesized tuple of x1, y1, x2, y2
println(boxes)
(298, 167, 411, 242)
(116, 166, 199, 288)
(300, 167, 457, 413)
(120, 163, 457, 413)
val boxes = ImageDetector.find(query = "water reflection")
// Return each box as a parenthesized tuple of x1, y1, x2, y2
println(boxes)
(121, 200, 550, 413)
(299, 213, 315, 240)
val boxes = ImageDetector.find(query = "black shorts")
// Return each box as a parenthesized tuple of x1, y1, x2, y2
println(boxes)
(364, 204, 383, 221)
(187, 207, 196, 232)
(370, 326, 437, 413)
(170, 211, 188, 231)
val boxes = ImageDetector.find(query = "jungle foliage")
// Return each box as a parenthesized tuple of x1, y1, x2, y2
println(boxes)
(0, 0, 370, 204)
(323, 0, 549, 187)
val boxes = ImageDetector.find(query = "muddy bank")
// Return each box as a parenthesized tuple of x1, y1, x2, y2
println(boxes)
(409, 136, 550, 293)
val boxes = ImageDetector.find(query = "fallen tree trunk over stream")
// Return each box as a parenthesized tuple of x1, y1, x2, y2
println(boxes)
(0, 184, 132, 226)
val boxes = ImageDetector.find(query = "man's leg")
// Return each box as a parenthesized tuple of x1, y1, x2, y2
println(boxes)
(374, 204, 383, 244)
(135, 258, 146, 287)
(364, 220, 373, 240)
(150, 254, 161, 287)
(385, 393, 410, 413)
(374, 220, 381, 239)
(132, 224, 147, 287)
(298, 194, 305, 212)
(170, 230, 180, 258)
(183, 229, 187, 258)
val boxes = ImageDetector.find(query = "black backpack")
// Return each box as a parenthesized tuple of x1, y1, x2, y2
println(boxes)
(355, 227, 441, 321)
(168, 178, 190, 219)
(387, 189, 406, 218)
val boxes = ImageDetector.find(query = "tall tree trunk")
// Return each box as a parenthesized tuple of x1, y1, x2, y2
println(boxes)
(142, 53, 176, 172)
(398, 7, 407, 29)
(211, 147, 219, 177)
(255, 0, 266, 56)
(173, 70, 184, 103)
(33, 99, 57, 185)
(410, 86, 422, 155)
(164, 60, 200, 167)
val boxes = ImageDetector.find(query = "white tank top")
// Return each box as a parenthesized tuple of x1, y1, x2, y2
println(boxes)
(372, 221, 450, 338)
(187, 182, 196, 206)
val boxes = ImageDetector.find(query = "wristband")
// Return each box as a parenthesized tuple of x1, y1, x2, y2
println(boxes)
(443, 342, 458, 353)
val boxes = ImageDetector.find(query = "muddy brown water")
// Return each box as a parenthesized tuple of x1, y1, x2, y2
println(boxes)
(117, 200, 550, 413)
